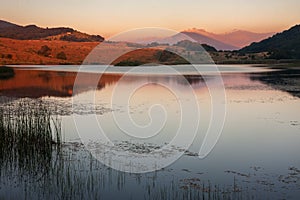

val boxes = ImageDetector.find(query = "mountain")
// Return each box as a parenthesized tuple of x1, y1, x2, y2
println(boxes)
(185, 28, 274, 48)
(216, 30, 274, 48)
(183, 28, 216, 38)
(157, 31, 238, 51)
(155, 28, 274, 50)
(0, 20, 18, 29)
(240, 25, 300, 59)
(0, 20, 104, 42)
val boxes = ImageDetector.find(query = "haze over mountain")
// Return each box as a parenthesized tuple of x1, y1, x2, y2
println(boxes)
(155, 31, 238, 51)
(240, 24, 300, 59)
(0, 20, 104, 42)
(150, 28, 274, 51)
(185, 28, 274, 48)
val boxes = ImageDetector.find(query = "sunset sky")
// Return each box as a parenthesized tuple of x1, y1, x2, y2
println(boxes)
(1, 0, 300, 37)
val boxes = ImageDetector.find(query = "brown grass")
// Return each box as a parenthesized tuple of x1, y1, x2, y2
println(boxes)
(0, 38, 99, 65)
(0, 38, 273, 65)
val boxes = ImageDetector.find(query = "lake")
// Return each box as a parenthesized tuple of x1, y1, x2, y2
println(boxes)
(0, 64, 300, 199)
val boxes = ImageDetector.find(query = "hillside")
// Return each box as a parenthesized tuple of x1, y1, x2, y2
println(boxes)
(0, 38, 190, 65)
(0, 38, 99, 65)
(173, 40, 217, 52)
(0, 20, 104, 42)
(0, 37, 276, 65)
(113, 48, 189, 66)
(1, 20, 298, 65)
(240, 25, 300, 59)
(216, 30, 274, 48)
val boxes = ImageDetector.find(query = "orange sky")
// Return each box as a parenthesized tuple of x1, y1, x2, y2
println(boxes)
(1, 0, 300, 37)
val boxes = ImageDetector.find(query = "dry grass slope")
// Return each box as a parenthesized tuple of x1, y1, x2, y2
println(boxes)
(0, 38, 99, 65)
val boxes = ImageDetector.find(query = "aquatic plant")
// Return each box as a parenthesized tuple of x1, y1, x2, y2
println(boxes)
(0, 98, 292, 199)
(0, 99, 61, 178)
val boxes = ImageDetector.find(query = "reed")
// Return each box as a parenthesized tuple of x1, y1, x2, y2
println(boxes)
(0, 99, 253, 199)
(0, 99, 61, 177)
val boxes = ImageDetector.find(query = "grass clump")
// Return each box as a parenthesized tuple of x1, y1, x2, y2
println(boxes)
(0, 99, 62, 175)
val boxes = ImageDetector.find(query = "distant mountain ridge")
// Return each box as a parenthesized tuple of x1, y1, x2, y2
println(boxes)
(185, 28, 274, 48)
(0, 20, 18, 29)
(240, 24, 300, 59)
(153, 28, 274, 51)
(156, 31, 238, 51)
(0, 20, 104, 42)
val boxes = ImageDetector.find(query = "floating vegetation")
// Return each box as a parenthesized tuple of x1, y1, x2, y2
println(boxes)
(278, 167, 300, 184)
(41, 97, 112, 116)
(0, 142, 259, 200)
(88, 140, 200, 156)
(114, 141, 162, 154)
(0, 128, 298, 199)
(0, 97, 299, 199)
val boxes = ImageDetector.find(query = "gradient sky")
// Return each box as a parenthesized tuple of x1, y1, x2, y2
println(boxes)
(1, 0, 300, 37)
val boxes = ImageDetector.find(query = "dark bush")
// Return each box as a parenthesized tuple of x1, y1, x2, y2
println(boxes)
(56, 51, 67, 60)
(38, 45, 51, 57)
(6, 54, 12, 59)
(114, 60, 143, 66)
(60, 34, 104, 42)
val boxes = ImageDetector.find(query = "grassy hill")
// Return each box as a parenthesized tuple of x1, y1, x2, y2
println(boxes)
(0, 38, 99, 65)
(0, 20, 105, 65)
(1, 21, 299, 65)
(240, 25, 300, 59)
(0, 20, 104, 42)
(0, 38, 277, 65)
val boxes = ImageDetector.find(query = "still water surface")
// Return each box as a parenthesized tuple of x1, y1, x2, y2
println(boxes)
(0, 65, 299, 199)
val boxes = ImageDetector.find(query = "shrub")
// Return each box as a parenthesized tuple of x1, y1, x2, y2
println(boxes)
(6, 54, 12, 59)
(114, 60, 143, 66)
(56, 51, 67, 60)
(38, 45, 51, 57)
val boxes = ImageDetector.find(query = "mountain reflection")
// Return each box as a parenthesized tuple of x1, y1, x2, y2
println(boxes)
(0, 68, 205, 98)
(0, 69, 119, 98)
(250, 67, 300, 98)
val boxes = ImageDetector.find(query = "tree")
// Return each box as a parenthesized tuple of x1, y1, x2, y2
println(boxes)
(38, 45, 51, 57)
(6, 54, 12, 59)
(56, 51, 67, 60)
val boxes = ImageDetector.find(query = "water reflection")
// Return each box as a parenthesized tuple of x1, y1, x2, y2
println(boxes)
(2, 66, 297, 100)
(250, 67, 300, 98)
(0, 66, 300, 199)
(0, 99, 251, 199)
(0, 69, 120, 98)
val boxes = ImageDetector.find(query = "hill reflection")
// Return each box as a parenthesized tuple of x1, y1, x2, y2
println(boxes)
(0, 68, 205, 98)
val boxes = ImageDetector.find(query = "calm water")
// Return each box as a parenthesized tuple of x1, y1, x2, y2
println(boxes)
(0, 65, 300, 199)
